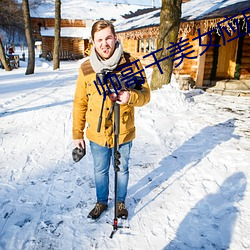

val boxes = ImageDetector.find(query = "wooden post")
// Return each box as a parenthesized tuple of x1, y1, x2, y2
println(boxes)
(149, 38, 152, 53)
(143, 38, 147, 54)
(139, 39, 142, 54)
(195, 34, 207, 88)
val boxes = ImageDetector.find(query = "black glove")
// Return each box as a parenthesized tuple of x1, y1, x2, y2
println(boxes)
(72, 146, 86, 162)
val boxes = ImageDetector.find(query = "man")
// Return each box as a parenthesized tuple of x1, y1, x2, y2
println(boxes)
(72, 20, 150, 220)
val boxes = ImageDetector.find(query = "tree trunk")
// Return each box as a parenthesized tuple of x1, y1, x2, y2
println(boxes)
(0, 37, 11, 71)
(150, 0, 182, 90)
(22, 0, 35, 75)
(53, 0, 61, 70)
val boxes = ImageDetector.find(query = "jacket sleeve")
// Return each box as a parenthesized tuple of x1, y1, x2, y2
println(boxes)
(127, 62, 150, 107)
(72, 68, 88, 140)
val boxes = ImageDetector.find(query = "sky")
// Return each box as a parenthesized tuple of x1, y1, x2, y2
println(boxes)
(0, 48, 249, 249)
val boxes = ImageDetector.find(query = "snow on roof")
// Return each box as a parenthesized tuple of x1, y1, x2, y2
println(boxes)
(30, 0, 151, 20)
(182, 0, 250, 21)
(40, 27, 91, 39)
(114, 8, 160, 33)
(114, 0, 250, 33)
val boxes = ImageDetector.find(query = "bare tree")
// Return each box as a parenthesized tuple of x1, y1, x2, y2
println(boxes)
(53, 0, 61, 70)
(22, 0, 35, 75)
(0, 0, 24, 36)
(29, 0, 47, 8)
(150, 0, 182, 90)
(0, 37, 11, 71)
(0, 0, 23, 71)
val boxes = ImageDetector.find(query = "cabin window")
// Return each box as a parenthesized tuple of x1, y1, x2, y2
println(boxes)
(137, 38, 156, 54)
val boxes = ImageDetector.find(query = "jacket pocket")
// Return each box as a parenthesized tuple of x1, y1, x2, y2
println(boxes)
(120, 106, 134, 133)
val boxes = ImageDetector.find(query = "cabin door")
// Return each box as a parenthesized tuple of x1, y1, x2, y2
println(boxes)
(217, 32, 238, 79)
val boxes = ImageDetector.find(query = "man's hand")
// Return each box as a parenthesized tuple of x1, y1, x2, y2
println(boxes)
(116, 90, 130, 105)
(74, 139, 85, 149)
(72, 139, 86, 162)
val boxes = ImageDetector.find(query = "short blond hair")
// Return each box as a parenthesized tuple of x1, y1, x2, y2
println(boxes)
(91, 20, 116, 40)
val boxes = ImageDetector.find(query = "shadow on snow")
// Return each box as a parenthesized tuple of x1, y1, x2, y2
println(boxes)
(128, 118, 239, 213)
(164, 172, 247, 249)
(0, 100, 73, 117)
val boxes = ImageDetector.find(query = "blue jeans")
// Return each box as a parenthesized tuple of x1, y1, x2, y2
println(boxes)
(90, 141, 132, 205)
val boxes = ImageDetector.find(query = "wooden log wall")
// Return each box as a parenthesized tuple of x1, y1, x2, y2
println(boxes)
(173, 34, 199, 80)
(61, 38, 74, 52)
(121, 39, 137, 55)
(41, 36, 87, 59)
(119, 27, 199, 80)
(72, 38, 88, 56)
(240, 34, 250, 79)
(32, 18, 86, 29)
(41, 37, 53, 58)
(203, 33, 217, 82)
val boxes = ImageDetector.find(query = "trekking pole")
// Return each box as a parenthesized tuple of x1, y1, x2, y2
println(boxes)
(110, 101, 121, 238)
(97, 95, 105, 133)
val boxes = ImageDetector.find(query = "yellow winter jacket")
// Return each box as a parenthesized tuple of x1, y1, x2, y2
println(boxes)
(72, 52, 150, 148)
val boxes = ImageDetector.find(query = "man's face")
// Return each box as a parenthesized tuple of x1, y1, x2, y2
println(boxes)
(93, 27, 117, 60)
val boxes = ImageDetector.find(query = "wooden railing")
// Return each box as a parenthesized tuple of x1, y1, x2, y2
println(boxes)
(46, 51, 83, 61)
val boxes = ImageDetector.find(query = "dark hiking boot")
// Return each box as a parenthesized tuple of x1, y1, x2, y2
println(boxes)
(87, 202, 108, 220)
(117, 202, 128, 219)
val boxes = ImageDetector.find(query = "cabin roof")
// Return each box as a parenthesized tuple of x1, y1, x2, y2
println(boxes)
(114, 0, 250, 33)
(182, 0, 250, 21)
(40, 27, 91, 39)
(30, 0, 151, 21)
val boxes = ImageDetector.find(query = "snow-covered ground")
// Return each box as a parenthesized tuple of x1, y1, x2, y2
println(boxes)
(0, 49, 250, 250)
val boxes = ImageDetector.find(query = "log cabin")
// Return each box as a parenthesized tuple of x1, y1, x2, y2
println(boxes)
(115, 0, 250, 93)
(31, 18, 92, 60)
(30, 1, 152, 60)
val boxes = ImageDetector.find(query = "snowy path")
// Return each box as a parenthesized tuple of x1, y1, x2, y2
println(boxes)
(0, 59, 250, 249)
